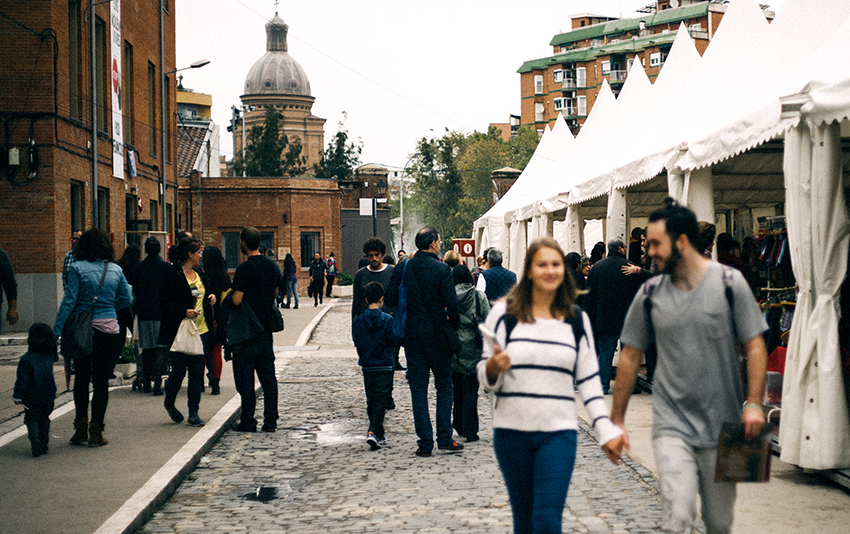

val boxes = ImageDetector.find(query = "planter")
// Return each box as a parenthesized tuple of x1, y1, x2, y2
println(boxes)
(332, 285, 353, 298)
(113, 363, 136, 379)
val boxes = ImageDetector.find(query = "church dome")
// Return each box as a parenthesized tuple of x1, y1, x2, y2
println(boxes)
(243, 13, 311, 97)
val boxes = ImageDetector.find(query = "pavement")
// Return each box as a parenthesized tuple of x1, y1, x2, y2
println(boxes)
(0, 300, 849, 533)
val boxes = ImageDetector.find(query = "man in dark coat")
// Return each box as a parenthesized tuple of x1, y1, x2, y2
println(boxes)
(385, 227, 461, 457)
(585, 238, 649, 393)
(475, 248, 517, 305)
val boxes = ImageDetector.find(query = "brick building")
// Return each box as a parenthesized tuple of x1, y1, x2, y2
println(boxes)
(0, 0, 177, 331)
(337, 164, 392, 275)
(518, 0, 774, 135)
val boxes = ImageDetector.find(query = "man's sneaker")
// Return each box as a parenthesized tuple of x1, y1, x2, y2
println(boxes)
(377, 436, 387, 447)
(261, 423, 277, 433)
(187, 414, 205, 427)
(231, 421, 257, 432)
(164, 403, 184, 423)
(366, 432, 380, 451)
(415, 447, 432, 457)
(438, 440, 464, 452)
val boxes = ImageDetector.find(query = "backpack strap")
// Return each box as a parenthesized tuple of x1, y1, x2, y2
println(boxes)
(642, 275, 663, 354)
(721, 264, 738, 341)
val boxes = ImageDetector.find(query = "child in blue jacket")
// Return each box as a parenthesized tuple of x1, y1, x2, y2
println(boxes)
(13, 323, 58, 457)
(352, 282, 398, 450)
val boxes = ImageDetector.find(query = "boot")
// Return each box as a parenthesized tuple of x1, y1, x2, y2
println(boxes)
(69, 416, 88, 446)
(210, 378, 220, 395)
(152, 377, 163, 396)
(26, 420, 42, 457)
(39, 419, 50, 455)
(88, 422, 108, 447)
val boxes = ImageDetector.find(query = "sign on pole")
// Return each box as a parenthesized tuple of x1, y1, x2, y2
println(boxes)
(452, 239, 475, 258)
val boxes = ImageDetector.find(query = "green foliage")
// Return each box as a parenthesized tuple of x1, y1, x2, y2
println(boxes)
(335, 271, 354, 286)
(403, 125, 540, 247)
(313, 112, 363, 180)
(118, 343, 136, 364)
(231, 107, 306, 177)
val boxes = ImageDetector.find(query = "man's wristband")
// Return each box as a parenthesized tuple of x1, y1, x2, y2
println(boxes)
(744, 402, 763, 411)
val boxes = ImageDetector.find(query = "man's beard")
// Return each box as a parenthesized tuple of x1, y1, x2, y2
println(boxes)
(661, 243, 682, 274)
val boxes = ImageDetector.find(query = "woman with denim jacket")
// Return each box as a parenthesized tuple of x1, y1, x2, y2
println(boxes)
(53, 229, 133, 447)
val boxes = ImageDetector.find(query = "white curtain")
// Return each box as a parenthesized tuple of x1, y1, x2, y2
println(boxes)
(606, 189, 627, 245)
(508, 220, 527, 275)
(780, 120, 850, 469)
(566, 204, 583, 255)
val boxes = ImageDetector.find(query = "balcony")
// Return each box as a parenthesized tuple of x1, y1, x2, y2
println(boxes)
(609, 70, 628, 84)
(561, 78, 577, 90)
(688, 28, 708, 40)
(558, 107, 578, 118)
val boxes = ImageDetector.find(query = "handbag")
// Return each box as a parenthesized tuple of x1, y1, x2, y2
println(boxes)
(392, 259, 409, 338)
(60, 262, 108, 360)
(170, 318, 204, 355)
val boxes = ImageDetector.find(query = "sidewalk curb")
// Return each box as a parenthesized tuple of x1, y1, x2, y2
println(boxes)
(94, 306, 331, 534)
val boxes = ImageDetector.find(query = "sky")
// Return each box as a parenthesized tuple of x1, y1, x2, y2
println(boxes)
(176, 0, 786, 172)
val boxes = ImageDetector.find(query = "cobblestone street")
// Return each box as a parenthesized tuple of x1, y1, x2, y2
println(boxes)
(140, 304, 668, 533)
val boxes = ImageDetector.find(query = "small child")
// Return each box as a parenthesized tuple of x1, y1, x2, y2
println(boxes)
(352, 282, 398, 450)
(13, 323, 58, 457)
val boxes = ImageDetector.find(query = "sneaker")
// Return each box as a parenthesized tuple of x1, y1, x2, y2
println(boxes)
(231, 421, 257, 432)
(438, 440, 464, 452)
(377, 436, 387, 447)
(187, 414, 205, 427)
(164, 403, 184, 423)
(415, 447, 432, 457)
(261, 423, 277, 433)
(366, 432, 380, 451)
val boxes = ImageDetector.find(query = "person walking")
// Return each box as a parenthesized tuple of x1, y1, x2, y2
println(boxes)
(450, 264, 489, 443)
(281, 253, 299, 309)
(609, 198, 768, 534)
(128, 237, 171, 395)
(385, 227, 462, 457)
(478, 237, 623, 534)
(308, 252, 326, 306)
(200, 246, 230, 396)
(325, 251, 337, 298)
(13, 323, 58, 457)
(160, 238, 213, 427)
(0, 246, 18, 333)
(61, 231, 82, 290)
(476, 248, 517, 305)
(229, 226, 283, 433)
(53, 228, 132, 447)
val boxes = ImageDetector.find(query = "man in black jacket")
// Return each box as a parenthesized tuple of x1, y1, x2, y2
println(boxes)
(475, 248, 517, 305)
(385, 227, 461, 457)
(585, 239, 649, 393)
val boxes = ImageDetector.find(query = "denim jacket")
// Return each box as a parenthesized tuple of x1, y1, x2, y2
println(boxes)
(53, 260, 133, 339)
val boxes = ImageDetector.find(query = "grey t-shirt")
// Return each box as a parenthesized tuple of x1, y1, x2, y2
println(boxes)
(620, 262, 768, 447)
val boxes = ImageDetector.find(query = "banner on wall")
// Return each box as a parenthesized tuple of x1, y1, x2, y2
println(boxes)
(110, 0, 124, 179)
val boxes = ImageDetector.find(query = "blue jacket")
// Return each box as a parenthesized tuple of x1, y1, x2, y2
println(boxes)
(352, 308, 398, 370)
(53, 260, 133, 339)
(13, 351, 57, 407)
(481, 265, 517, 303)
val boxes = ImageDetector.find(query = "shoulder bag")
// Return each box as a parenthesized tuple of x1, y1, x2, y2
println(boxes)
(170, 317, 205, 355)
(61, 261, 108, 360)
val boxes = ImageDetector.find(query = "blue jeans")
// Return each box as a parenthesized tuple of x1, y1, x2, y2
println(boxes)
(494, 428, 578, 534)
(284, 280, 298, 308)
(405, 342, 453, 451)
(596, 333, 619, 394)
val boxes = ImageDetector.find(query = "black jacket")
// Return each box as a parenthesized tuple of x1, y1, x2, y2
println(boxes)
(158, 266, 208, 348)
(584, 251, 649, 336)
(385, 252, 459, 351)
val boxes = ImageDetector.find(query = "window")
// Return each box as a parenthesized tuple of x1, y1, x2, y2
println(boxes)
(223, 232, 240, 269)
(164, 77, 171, 161)
(650, 52, 662, 67)
(576, 67, 586, 87)
(534, 74, 544, 95)
(578, 96, 587, 116)
(125, 194, 140, 247)
(553, 70, 564, 83)
(166, 203, 172, 234)
(123, 41, 134, 144)
(602, 60, 611, 75)
(68, 1, 82, 120)
(300, 232, 319, 267)
(148, 62, 157, 156)
(97, 186, 109, 231)
(70, 180, 83, 232)
(534, 102, 545, 122)
(149, 199, 158, 230)
(95, 16, 108, 132)
(553, 97, 566, 111)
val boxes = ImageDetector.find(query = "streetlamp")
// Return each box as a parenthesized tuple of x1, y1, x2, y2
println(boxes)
(399, 152, 418, 249)
(372, 178, 387, 237)
(161, 58, 209, 234)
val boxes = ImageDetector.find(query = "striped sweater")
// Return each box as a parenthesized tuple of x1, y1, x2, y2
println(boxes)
(476, 301, 622, 446)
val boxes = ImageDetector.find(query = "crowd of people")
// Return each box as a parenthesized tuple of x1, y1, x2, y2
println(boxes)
(5, 198, 770, 534)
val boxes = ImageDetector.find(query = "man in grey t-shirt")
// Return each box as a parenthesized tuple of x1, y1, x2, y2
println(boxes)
(608, 199, 768, 534)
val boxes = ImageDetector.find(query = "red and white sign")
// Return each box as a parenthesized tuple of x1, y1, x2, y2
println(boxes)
(452, 239, 475, 258)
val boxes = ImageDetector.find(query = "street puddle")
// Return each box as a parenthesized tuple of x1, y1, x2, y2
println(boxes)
(290, 421, 361, 446)
(242, 486, 279, 503)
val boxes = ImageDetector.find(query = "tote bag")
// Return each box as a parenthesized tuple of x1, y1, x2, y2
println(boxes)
(170, 318, 204, 355)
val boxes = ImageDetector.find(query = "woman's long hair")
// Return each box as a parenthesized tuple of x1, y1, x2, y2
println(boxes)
(171, 237, 202, 267)
(283, 253, 296, 268)
(201, 245, 230, 293)
(505, 237, 576, 323)
(74, 228, 114, 262)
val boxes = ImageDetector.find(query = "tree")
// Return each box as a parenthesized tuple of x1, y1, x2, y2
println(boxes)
(231, 106, 306, 177)
(313, 112, 362, 180)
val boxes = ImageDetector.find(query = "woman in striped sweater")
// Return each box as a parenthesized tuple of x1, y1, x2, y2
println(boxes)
(478, 237, 624, 534)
